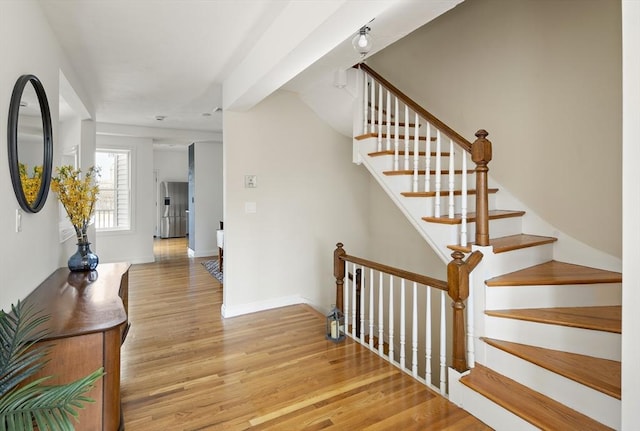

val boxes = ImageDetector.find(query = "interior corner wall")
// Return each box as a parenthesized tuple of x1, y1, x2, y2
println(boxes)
(368, 0, 622, 258)
(366, 176, 446, 279)
(222, 90, 370, 317)
(190, 142, 223, 257)
(0, 1, 91, 310)
(94, 134, 154, 264)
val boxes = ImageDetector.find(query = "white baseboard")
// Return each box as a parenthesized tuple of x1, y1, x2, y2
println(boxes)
(188, 248, 217, 258)
(221, 296, 311, 318)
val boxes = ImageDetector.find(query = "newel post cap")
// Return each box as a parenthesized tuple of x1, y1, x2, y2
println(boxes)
(471, 129, 492, 164)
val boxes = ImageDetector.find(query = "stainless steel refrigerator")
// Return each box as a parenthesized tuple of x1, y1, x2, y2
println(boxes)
(160, 181, 188, 238)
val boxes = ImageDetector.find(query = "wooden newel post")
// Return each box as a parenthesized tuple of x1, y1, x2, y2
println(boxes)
(334, 243, 346, 312)
(447, 250, 483, 373)
(471, 129, 492, 247)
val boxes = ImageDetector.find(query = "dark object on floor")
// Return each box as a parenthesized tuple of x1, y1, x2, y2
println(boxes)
(202, 259, 223, 283)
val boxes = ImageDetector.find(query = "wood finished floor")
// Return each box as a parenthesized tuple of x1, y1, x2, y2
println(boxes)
(121, 238, 491, 430)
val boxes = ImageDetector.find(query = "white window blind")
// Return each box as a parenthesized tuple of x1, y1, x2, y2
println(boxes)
(95, 149, 131, 230)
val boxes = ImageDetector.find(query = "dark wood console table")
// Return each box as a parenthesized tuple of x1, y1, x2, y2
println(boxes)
(21, 262, 130, 431)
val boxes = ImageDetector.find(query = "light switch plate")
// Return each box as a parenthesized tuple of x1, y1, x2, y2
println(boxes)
(245, 202, 257, 213)
(245, 175, 257, 188)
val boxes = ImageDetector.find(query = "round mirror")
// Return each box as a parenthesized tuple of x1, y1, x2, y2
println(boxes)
(7, 74, 53, 213)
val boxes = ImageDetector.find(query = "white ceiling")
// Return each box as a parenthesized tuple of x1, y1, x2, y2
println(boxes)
(39, 0, 463, 144)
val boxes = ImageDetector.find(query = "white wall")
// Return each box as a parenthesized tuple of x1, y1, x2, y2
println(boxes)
(622, 1, 640, 428)
(368, 0, 622, 259)
(94, 134, 154, 264)
(154, 148, 189, 183)
(222, 90, 370, 317)
(0, 1, 93, 310)
(189, 142, 223, 257)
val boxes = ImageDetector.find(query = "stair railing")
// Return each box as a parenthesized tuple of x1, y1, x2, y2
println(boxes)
(356, 64, 492, 247)
(333, 243, 482, 395)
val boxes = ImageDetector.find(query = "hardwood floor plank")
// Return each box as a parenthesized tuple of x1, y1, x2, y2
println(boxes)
(121, 238, 490, 430)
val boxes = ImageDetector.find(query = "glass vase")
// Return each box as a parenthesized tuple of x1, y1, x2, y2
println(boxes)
(68, 242, 99, 272)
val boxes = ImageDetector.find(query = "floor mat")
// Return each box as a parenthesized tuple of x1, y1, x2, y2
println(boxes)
(202, 259, 223, 283)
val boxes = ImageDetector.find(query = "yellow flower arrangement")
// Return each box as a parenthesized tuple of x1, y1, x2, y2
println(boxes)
(51, 166, 100, 244)
(19, 163, 42, 206)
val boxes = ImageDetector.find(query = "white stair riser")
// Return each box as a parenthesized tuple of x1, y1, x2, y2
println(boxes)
(483, 345, 620, 429)
(485, 316, 621, 361)
(486, 282, 622, 310)
(484, 243, 554, 277)
(466, 216, 523, 239)
(454, 381, 539, 431)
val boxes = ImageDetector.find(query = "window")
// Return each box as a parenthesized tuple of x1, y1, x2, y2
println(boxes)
(95, 149, 131, 230)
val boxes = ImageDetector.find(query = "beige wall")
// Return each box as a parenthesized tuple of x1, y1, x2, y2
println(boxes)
(369, 0, 622, 258)
(223, 90, 371, 316)
(223, 87, 447, 318)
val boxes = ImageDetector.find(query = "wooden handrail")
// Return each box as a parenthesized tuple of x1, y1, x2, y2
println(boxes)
(333, 243, 483, 373)
(358, 63, 473, 153)
(339, 250, 448, 292)
(358, 64, 493, 247)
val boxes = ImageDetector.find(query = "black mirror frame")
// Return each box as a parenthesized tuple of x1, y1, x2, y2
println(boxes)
(7, 74, 53, 213)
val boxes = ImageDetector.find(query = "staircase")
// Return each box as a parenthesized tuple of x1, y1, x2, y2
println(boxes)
(352, 65, 622, 430)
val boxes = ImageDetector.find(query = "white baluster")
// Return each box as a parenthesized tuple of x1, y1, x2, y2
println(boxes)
(448, 138, 455, 218)
(411, 282, 418, 377)
(351, 263, 357, 337)
(369, 268, 375, 349)
(386, 89, 391, 151)
(359, 266, 365, 343)
(344, 262, 350, 336)
(388, 275, 394, 363)
(467, 271, 475, 367)
(378, 271, 384, 356)
(404, 106, 409, 170)
(425, 287, 432, 385)
(412, 113, 419, 192)
(461, 151, 468, 246)
(394, 98, 399, 170)
(370, 78, 376, 135)
(377, 84, 383, 151)
(434, 130, 442, 218)
(425, 123, 432, 193)
(363, 74, 369, 135)
(400, 278, 406, 370)
(439, 290, 447, 395)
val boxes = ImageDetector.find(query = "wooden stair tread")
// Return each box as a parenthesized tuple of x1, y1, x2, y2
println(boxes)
(383, 169, 477, 175)
(402, 188, 497, 198)
(355, 132, 436, 141)
(485, 306, 621, 333)
(368, 149, 451, 157)
(460, 364, 614, 431)
(486, 260, 622, 286)
(422, 209, 525, 225)
(482, 337, 620, 399)
(448, 234, 557, 253)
